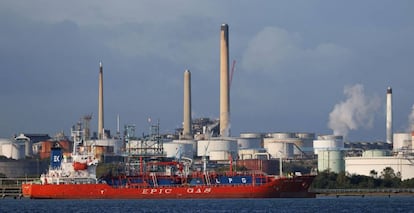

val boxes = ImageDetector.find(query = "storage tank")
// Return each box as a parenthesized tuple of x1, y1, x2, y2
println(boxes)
(393, 133, 411, 152)
(238, 133, 263, 150)
(15, 134, 31, 157)
(163, 140, 195, 159)
(317, 149, 345, 173)
(362, 149, 388, 157)
(238, 148, 267, 160)
(209, 150, 231, 161)
(268, 132, 295, 139)
(263, 132, 303, 155)
(313, 135, 344, 155)
(266, 142, 294, 158)
(197, 139, 237, 159)
(1, 142, 25, 160)
(0, 138, 12, 156)
(295, 132, 315, 155)
(263, 136, 297, 158)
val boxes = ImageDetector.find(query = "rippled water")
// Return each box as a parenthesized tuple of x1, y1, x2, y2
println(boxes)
(1, 196, 413, 213)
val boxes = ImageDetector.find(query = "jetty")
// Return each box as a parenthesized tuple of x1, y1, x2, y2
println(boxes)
(313, 188, 414, 197)
(0, 178, 37, 199)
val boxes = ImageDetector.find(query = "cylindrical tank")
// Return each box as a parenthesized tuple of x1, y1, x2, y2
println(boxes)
(0, 138, 13, 156)
(209, 150, 230, 161)
(266, 142, 294, 158)
(317, 149, 345, 173)
(2, 142, 25, 160)
(240, 133, 263, 138)
(295, 132, 315, 155)
(362, 149, 388, 157)
(238, 148, 266, 160)
(237, 138, 261, 149)
(15, 134, 31, 157)
(163, 140, 195, 159)
(197, 139, 237, 157)
(268, 132, 295, 139)
(266, 132, 311, 155)
(313, 135, 344, 155)
(393, 133, 411, 152)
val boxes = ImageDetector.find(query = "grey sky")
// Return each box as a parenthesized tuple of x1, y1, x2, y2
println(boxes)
(1, 0, 413, 141)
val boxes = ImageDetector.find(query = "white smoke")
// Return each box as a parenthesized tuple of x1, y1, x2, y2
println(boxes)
(328, 84, 380, 138)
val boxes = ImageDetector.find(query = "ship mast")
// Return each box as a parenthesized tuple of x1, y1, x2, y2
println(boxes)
(71, 121, 84, 155)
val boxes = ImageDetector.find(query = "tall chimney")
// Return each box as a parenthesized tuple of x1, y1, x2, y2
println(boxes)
(386, 86, 392, 144)
(98, 62, 104, 139)
(182, 69, 192, 139)
(220, 23, 230, 137)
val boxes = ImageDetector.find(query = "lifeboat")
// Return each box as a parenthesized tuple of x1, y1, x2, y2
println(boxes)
(73, 161, 88, 170)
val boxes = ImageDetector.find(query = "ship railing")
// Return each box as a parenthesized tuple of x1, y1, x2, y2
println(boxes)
(46, 177, 98, 185)
(1, 177, 38, 185)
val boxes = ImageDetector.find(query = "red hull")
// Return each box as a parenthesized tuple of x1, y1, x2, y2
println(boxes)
(22, 176, 315, 199)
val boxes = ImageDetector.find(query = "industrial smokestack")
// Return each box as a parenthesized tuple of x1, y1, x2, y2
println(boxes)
(220, 23, 230, 137)
(98, 62, 104, 139)
(386, 86, 392, 144)
(182, 69, 193, 139)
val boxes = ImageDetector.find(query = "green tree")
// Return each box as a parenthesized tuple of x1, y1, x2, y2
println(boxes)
(380, 167, 401, 188)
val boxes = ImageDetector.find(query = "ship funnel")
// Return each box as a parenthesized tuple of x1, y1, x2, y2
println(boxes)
(50, 146, 62, 169)
(220, 23, 230, 137)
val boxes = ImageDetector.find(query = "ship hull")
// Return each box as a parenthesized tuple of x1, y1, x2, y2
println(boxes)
(22, 176, 315, 199)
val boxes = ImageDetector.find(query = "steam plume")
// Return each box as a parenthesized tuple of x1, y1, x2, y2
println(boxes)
(328, 84, 380, 138)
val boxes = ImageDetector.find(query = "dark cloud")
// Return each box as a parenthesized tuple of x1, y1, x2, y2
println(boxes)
(0, 1, 413, 142)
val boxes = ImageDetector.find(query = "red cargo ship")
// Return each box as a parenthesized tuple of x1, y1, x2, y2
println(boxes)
(22, 130, 315, 199)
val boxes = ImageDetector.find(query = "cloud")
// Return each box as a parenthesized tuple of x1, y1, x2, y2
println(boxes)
(241, 26, 351, 75)
(1, 0, 219, 26)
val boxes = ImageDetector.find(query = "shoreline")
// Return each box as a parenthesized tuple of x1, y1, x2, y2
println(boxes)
(316, 192, 414, 198)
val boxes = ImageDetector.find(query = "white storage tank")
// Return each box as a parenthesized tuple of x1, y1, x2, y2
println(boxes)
(197, 139, 237, 158)
(237, 137, 262, 149)
(163, 140, 195, 159)
(362, 149, 388, 157)
(0, 138, 12, 156)
(240, 133, 263, 138)
(15, 134, 31, 157)
(317, 149, 345, 173)
(393, 133, 411, 152)
(266, 142, 294, 158)
(268, 132, 295, 139)
(295, 132, 315, 155)
(1, 142, 25, 160)
(238, 148, 267, 160)
(313, 135, 344, 155)
(264, 132, 315, 156)
(209, 150, 231, 161)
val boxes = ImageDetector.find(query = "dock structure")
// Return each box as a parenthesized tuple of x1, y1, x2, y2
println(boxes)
(0, 178, 37, 199)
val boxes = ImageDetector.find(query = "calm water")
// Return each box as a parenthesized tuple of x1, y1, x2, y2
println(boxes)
(0, 196, 413, 213)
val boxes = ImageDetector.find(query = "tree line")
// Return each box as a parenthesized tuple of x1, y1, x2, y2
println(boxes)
(312, 167, 414, 189)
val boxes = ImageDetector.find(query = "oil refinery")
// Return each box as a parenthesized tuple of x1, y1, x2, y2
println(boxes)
(1, 24, 413, 183)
